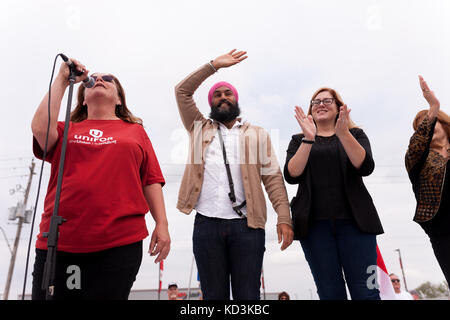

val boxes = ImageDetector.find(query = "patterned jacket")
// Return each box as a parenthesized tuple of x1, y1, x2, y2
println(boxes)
(405, 115, 448, 222)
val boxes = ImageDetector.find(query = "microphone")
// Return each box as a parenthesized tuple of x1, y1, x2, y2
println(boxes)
(59, 53, 95, 88)
(82, 76, 95, 88)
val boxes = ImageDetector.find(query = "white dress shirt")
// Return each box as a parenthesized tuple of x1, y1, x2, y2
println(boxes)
(195, 120, 247, 219)
(395, 290, 414, 300)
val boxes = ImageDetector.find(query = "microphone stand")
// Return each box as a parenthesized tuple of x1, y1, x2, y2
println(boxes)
(41, 63, 79, 300)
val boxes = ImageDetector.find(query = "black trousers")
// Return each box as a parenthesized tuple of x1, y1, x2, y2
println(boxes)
(429, 234, 450, 284)
(32, 241, 142, 300)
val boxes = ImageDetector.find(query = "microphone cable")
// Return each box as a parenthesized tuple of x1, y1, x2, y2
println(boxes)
(21, 53, 63, 300)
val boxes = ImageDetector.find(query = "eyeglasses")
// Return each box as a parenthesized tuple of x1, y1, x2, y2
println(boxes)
(391, 279, 400, 283)
(92, 75, 114, 82)
(311, 98, 335, 106)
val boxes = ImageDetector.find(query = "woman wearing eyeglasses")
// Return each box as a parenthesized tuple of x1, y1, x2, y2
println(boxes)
(283, 87, 383, 300)
(30, 58, 171, 299)
(405, 76, 450, 284)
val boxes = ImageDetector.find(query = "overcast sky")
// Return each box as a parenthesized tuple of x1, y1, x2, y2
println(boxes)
(1, 0, 450, 300)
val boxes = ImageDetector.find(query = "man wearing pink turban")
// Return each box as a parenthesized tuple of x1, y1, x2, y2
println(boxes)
(175, 49, 294, 300)
(208, 81, 239, 106)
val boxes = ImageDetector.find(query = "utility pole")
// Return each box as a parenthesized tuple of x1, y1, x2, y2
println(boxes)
(3, 159, 35, 300)
(394, 248, 408, 292)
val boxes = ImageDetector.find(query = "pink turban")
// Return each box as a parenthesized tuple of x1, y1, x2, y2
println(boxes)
(208, 81, 239, 106)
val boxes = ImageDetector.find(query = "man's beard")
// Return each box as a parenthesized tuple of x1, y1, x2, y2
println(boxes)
(209, 100, 241, 123)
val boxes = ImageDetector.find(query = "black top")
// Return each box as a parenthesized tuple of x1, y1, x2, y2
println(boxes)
(419, 160, 450, 236)
(284, 128, 384, 239)
(309, 135, 353, 220)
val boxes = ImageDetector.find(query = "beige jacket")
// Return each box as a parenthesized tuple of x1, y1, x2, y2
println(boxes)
(174, 63, 292, 229)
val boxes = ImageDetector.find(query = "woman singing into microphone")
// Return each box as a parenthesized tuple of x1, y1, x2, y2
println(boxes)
(30, 58, 170, 299)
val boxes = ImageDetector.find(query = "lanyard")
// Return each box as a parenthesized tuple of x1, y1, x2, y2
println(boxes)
(216, 126, 247, 217)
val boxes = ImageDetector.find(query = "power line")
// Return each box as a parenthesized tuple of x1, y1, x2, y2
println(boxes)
(0, 166, 30, 170)
(0, 175, 29, 180)
(0, 157, 33, 162)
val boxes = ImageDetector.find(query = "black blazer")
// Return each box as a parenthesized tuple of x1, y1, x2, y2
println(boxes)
(283, 128, 384, 239)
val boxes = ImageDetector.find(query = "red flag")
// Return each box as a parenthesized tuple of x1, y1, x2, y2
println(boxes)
(377, 245, 396, 300)
(159, 260, 164, 292)
(261, 268, 265, 290)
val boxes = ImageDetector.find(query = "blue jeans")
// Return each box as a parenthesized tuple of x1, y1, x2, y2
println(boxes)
(193, 213, 265, 300)
(300, 219, 380, 300)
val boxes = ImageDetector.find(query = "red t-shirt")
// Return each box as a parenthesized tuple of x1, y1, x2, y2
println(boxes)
(33, 120, 165, 253)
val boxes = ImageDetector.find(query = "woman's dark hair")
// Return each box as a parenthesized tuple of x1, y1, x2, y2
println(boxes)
(278, 291, 290, 300)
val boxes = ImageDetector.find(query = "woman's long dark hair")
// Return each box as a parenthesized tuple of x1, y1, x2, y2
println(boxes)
(70, 74, 143, 125)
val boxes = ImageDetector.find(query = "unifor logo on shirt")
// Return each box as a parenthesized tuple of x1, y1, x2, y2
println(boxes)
(70, 129, 117, 145)
(89, 129, 103, 138)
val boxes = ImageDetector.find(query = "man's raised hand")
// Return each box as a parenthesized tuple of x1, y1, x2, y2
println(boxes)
(211, 49, 248, 70)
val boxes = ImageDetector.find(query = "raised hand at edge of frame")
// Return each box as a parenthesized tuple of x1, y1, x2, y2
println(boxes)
(419, 75, 440, 120)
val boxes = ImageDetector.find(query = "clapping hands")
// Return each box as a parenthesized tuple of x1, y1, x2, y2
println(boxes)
(335, 104, 351, 139)
(294, 106, 316, 140)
